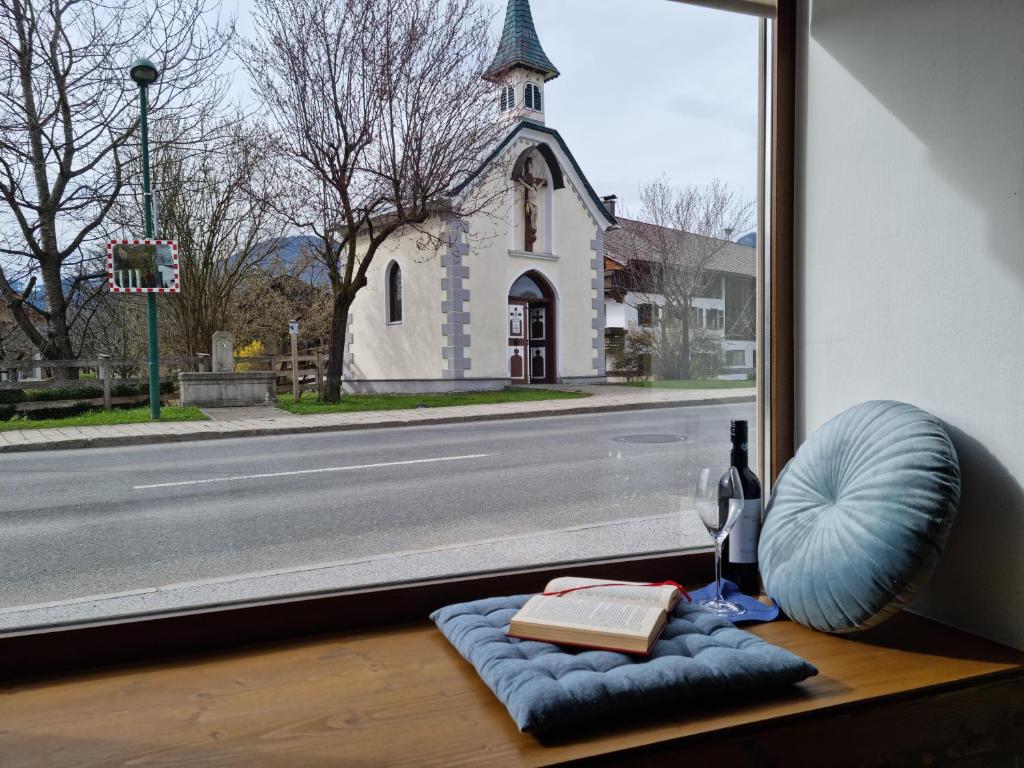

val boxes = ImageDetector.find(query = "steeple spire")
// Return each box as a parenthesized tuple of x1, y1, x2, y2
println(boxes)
(484, 0, 559, 83)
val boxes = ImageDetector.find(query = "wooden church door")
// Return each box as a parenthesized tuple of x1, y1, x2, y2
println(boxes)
(508, 300, 528, 384)
(527, 304, 549, 383)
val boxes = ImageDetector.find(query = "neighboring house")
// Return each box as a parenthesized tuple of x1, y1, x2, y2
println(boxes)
(602, 213, 757, 380)
(343, 0, 616, 393)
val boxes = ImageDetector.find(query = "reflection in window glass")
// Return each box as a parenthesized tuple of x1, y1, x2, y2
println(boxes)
(0, 0, 763, 630)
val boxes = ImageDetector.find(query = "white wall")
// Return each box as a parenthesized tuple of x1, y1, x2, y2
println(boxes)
(796, 0, 1024, 648)
(348, 224, 445, 382)
(467, 133, 605, 381)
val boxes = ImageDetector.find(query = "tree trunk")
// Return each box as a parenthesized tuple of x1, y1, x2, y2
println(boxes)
(679, 309, 692, 380)
(323, 292, 351, 402)
(39, 260, 78, 379)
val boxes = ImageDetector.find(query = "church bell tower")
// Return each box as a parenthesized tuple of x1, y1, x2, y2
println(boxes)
(484, 0, 560, 125)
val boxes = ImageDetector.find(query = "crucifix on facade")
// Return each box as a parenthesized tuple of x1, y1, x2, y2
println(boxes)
(519, 156, 548, 252)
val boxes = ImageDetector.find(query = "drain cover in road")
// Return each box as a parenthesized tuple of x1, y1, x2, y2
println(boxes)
(612, 434, 688, 444)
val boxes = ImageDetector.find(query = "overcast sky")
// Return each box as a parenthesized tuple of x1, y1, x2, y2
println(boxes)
(230, 0, 760, 217)
(526, 0, 760, 215)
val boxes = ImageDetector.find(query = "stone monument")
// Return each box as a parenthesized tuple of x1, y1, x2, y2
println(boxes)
(212, 331, 234, 372)
(178, 331, 277, 407)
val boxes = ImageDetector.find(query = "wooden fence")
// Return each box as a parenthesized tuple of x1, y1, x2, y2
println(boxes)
(0, 347, 330, 412)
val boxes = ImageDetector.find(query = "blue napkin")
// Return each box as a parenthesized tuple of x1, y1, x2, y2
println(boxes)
(688, 579, 780, 623)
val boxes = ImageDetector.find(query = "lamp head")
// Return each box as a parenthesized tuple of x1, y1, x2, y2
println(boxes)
(129, 58, 159, 87)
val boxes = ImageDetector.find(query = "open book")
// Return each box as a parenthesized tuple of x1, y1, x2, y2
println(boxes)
(507, 577, 685, 655)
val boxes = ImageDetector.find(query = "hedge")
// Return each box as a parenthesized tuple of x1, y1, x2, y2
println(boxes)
(22, 402, 93, 420)
(24, 385, 103, 402)
(0, 404, 16, 421)
(0, 389, 25, 404)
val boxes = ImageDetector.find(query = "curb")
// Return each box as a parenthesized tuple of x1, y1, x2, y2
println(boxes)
(0, 394, 755, 454)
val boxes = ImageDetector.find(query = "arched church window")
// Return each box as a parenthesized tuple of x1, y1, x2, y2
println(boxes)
(500, 84, 516, 112)
(386, 261, 403, 323)
(509, 273, 546, 300)
(524, 83, 542, 111)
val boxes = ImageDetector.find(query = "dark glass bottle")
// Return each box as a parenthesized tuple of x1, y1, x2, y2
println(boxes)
(721, 420, 763, 595)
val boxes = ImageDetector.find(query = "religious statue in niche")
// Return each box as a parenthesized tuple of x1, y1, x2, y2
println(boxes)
(519, 156, 548, 252)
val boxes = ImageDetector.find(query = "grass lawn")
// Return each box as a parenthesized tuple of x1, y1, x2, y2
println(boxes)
(276, 388, 589, 415)
(0, 406, 207, 432)
(619, 379, 755, 390)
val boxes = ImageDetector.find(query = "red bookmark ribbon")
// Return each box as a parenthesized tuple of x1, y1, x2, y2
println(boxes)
(542, 580, 692, 603)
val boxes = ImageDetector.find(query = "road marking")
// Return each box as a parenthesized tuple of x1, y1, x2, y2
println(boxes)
(133, 453, 493, 490)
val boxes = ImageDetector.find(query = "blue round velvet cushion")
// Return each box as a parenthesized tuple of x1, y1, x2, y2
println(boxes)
(759, 400, 961, 634)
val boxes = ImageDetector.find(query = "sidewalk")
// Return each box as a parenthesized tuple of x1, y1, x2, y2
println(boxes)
(0, 385, 754, 453)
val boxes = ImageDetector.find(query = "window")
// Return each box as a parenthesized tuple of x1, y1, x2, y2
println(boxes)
(0, 0, 784, 642)
(706, 308, 724, 330)
(500, 84, 515, 111)
(509, 273, 546, 299)
(386, 261, 402, 323)
(638, 302, 658, 327)
(725, 349, 746, 366)
(524, 82, 542, 111)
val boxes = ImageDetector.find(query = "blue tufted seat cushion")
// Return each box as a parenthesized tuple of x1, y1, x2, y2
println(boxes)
(431, 595, 817, 733)
(759, 400, 961, 634)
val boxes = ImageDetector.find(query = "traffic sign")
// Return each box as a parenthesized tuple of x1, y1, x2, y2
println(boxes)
(107, 239, 180, 293)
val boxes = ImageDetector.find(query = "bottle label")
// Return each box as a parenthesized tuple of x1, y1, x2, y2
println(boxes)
(729, 498, 762, 563)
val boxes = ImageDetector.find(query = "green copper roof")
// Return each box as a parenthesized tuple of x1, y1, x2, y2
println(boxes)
(484, 0, 559, 82)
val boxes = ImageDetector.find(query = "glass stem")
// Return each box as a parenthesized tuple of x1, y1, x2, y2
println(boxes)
(715, 537, 723, 602)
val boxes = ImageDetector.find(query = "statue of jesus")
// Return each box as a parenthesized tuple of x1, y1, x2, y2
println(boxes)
(520, 156, 547, 252)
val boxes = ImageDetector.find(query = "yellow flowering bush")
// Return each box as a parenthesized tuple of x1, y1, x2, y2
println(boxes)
(236, 339, 265, 371)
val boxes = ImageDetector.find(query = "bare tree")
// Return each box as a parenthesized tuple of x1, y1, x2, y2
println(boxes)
(610, 178, 753, 379)
(244, 0, 504, 401)
(0, 0, 233, 370)
(147, 117, 285, 357)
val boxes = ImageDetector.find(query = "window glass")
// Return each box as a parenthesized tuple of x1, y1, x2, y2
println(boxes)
(525, 83, 542, 111)
(0, 0, 764, 630)
(509, 273, 546, 299)
(387, 262, 403, 323)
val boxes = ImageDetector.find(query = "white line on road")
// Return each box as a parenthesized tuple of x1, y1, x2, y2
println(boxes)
(133, 453, 493, 490)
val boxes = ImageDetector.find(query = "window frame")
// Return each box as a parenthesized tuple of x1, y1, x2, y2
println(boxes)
(524, 81, 542, 111)
(0, 0, 795, 680)
(500, 83, 515, 112)
(385, 260, 403, 325)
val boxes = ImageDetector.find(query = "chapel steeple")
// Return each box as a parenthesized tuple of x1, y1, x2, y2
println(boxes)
(484, 0, 559, 124)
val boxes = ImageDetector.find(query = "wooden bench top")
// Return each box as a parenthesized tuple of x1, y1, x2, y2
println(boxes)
(3, 612, 1022, 767)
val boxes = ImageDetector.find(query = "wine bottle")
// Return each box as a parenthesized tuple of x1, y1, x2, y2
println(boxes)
(721, 420, 763, 595)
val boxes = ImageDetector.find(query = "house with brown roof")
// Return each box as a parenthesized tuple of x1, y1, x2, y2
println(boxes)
(602, 208, 756, 380)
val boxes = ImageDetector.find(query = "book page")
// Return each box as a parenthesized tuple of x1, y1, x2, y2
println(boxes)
(543, 576, 679, 611)
(514, 595, 658, 635)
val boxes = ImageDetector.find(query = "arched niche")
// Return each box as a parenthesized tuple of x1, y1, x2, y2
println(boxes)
(511, 146, 560, 254)
(511, 144, 564, 190)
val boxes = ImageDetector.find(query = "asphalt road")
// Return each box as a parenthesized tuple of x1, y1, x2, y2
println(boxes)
(0, 402, 755, 608)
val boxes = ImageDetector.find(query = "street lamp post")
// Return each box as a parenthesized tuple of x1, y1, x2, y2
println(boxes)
(130, 58, 161, 420)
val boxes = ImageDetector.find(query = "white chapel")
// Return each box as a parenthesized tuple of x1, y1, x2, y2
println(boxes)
(344, 0, 616, 393)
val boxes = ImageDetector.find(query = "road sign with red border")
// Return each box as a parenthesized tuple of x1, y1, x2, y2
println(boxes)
(107, 239, 180, 293)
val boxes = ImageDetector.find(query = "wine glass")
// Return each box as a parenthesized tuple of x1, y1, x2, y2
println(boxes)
(694, 467, 747, 616)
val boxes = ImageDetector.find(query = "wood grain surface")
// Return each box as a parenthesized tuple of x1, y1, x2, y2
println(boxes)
(2, 612, 1021, 767)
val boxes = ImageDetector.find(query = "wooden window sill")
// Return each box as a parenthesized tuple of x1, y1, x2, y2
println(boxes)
(4, 610, 1023, 766)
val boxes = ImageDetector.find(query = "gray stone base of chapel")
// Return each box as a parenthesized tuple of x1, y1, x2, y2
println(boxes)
(343, 378, 510, 395)
(178, 371, 277, 407)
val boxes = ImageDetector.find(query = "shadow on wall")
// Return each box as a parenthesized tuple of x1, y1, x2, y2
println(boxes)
(809, 0, 1024, 282)
(910, 424, 1024, 650)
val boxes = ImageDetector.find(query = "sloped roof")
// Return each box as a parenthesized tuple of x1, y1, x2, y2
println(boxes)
(604, 217, 756, 278)
(484, 0, 560, 82)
